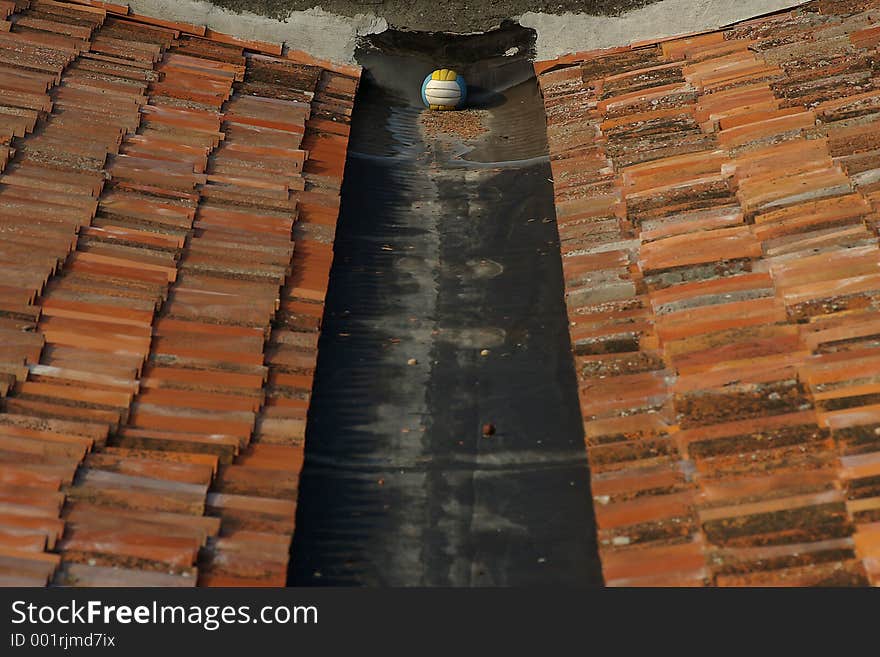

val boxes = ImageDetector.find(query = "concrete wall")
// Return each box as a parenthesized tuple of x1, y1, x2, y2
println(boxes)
(126, 0, 809, 63)
(126, 0, 387, 62)
(522, 0, 810, 61)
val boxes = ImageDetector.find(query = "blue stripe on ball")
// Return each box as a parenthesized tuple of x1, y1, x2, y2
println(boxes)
(421, 74, 431, 108)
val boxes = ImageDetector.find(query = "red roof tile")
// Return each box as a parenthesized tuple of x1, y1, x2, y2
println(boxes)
(538, 0, 880, 586)
(0, 0, 359, 586)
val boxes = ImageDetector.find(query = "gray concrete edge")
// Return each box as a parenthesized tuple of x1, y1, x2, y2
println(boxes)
(125, 0, 809, 64)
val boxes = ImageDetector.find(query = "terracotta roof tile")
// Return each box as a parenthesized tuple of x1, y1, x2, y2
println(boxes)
(0, 0, 359, 585)
(538, 0, 880, 585)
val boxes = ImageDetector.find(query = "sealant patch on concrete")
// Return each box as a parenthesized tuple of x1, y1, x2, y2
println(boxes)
(127, 0, 386, 62)
(520, 0, 811, 61)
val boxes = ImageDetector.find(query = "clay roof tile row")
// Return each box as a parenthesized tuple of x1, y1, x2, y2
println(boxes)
(0, 0, 359, 586)
(537, 0, 880, 586)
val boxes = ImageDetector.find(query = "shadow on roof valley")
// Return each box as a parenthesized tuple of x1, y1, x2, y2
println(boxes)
(290, 23, 603, 586)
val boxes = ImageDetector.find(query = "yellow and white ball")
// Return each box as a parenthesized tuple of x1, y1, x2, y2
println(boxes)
(421, 69, 467, 110)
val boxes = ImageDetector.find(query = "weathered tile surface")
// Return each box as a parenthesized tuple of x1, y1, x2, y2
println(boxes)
(538, 0, 880, 586)
(0, 0, 359, 586)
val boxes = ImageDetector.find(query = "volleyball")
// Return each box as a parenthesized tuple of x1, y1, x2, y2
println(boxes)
(421, 69, 467, 110)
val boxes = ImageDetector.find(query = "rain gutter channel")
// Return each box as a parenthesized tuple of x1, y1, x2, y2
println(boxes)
(290, 24, 603, 586)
